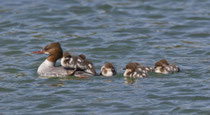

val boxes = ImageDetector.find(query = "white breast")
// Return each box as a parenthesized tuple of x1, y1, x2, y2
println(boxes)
(38, 59, 54, 74)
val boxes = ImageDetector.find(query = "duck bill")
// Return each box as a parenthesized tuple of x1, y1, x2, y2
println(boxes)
(32, 50, 45, 54)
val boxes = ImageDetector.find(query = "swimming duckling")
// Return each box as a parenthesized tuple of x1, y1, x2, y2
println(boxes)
(123, 62, 148, 78)
(100, 62, 117, 77)
(154, 59, 180, 74)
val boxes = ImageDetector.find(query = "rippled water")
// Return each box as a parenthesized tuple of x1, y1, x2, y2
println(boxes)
(0, 0, 210, 114)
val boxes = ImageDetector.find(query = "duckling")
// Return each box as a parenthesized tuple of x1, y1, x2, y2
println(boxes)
(61, 52, 96, 75)
(123, 62, 148, 78)
(100, 62, 117, 77)
(154, 59, 180, 74)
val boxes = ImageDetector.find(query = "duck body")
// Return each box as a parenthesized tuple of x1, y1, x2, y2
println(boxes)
(33, 42, 95, 78)
(37, 59, 69, 77)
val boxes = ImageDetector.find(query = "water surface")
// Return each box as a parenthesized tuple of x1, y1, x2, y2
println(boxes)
(0, 0, 210, 114)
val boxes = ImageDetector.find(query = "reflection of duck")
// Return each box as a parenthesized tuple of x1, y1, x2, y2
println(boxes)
(33, 42, 94, 77)
(154, 59, 180, 74)
(100, 62, 117, 77)
(123, 62, 153, 78)
(124, 77, 136, 85)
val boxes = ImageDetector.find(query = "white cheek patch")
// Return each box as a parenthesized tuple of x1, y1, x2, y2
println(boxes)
(123, 69, 130, 77)
(155, 67, 162, 73)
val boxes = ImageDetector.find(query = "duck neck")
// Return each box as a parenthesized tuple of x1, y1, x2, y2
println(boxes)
(47, 54, 61, 64)
(37, 54, 62, 73)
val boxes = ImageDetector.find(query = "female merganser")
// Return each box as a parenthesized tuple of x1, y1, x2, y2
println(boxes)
(123, 62, 149, 78)
(154, 59, 180, 74)
(33, 42, 94, 77)
(100, 62, 117, 77)
(61, 52, 97, 75)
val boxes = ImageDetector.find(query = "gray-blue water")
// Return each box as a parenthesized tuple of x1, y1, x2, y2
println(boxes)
(0, 0, 210, 114)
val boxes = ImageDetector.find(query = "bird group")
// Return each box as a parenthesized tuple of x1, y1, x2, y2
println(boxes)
(33, 42, 180, 78)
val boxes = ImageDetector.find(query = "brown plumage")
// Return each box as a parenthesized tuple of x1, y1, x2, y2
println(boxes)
(42, 42, 63, 63)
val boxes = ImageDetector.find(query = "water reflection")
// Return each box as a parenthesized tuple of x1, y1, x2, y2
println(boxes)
(39, 75, 90, 80)
(124, 77, 136, 85)
(50, 82, 65, 87)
